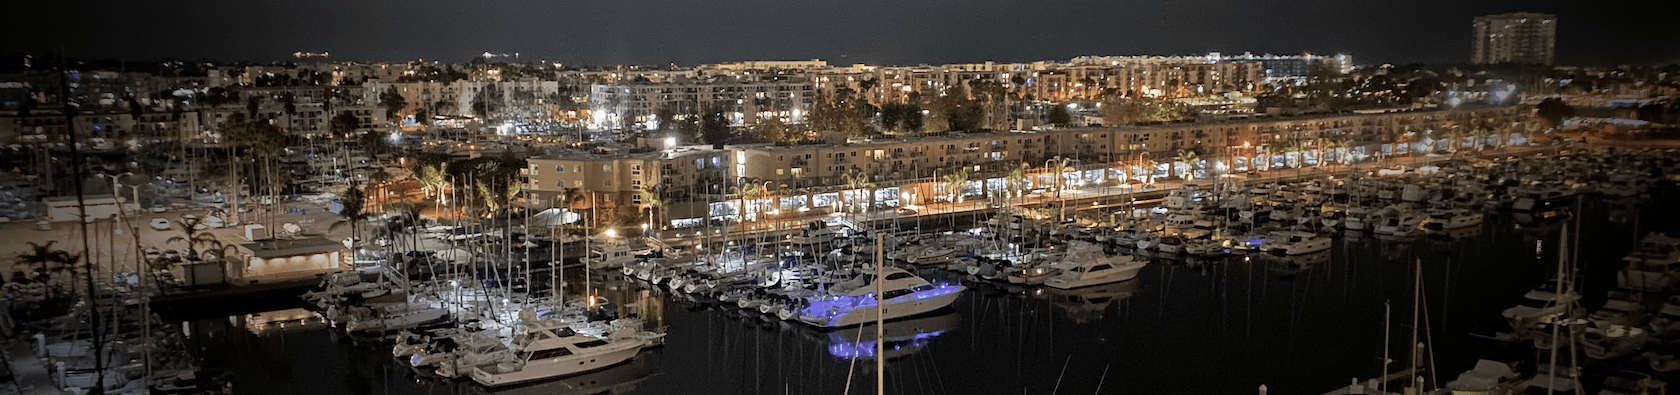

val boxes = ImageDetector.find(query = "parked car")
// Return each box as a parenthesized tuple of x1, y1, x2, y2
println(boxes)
(150, 218, 172, 230)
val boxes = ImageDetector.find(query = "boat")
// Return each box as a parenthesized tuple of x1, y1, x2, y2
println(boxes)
(1620, 233, 1680, 292)
(1420, 208, 1484, 230)
(908, 246, 959, 265)
(468, 324, 647, 387)
(1043, 244, 1145, 289)
(795, 267, 964, 328)
(1372, 209, 1423, 236)
(1258, 231, 1331, 255)
(1501, 283, 1580, 330)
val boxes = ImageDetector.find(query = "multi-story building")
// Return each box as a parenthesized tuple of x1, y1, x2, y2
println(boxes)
(1472, 12, 1557, 65)
(528, 105, 1526, 229)
(586, 78, 816, 130)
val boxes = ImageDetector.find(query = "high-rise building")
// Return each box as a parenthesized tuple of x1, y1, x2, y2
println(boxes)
(1472, 12, 1557, 65)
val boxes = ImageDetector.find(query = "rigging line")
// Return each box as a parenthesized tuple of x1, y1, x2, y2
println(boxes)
(1050, 354, 1073, 395)
(1093, 364, 1111, 395)
(840, 314, 869, 395)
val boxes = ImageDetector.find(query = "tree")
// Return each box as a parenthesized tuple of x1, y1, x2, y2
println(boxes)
(1043, 158, 1074, 221)
(471, 83, 503, 119)
(379, 89, 407, 121)
(1175, 149, 1200, 179)
(730, 181, 764, 222)
(1047, 105, 1073, 126)
(748, 118, 795, 143)
(330, 182, 368, 252)
(246, 95, 262, 118)
(1005, 162, 1031, 207)
(930, 85, 986, 132)
(841, 170, 875, 224)
(700, 110, 731, 145)
(637, 183, 666, 235)
(809, 87, 871, 137)
(417, 163, 449, 204)
(16, 241, 77, 292)
(330, 111, 360, 139)
(166, 217, 230, 261)
(1534, 98, 1574, 128)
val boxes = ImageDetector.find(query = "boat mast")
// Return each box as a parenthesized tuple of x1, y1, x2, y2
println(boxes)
(59, 54, 107, 394)
(1381, 301, 1390, 395)
(1546, 222, 1567, 395)
(1409, 258, 1421, 393)
(875, 231, 884, 395)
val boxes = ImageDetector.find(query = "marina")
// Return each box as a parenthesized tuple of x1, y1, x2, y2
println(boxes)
(119, 147, 1680, 395)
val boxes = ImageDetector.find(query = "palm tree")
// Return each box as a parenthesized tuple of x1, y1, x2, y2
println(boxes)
(941, 168, 969, 203)
(16, 241, 78, 297)
(1329, 138, 1354, 165)
(1281, 140, 1304, 169)
(558, 187, 585, 237)
(731, 180, 764, 224)
(1441, 129, 1465, 154)
(637, 183, 666, 237)
(842, 170, 874, 224)
(1046, 158, 1072, 221)
(1470, 127, 1491, 151)
(940, 167, 970, 227)
(1174, 149, 1200, 179)
(167, 217, 229, 261)
(1141, 158, 1160, 184)
(1005, 162, 1031, 209)
(330, 182, 368, 253)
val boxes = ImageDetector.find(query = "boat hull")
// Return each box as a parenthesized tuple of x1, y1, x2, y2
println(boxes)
(469, 342, 642, 387)
(799, 288, 964, 328)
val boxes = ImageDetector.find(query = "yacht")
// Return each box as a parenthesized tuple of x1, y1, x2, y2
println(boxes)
(1043, 248, 1145, 289)
(909, 246, 959, 265)
(1620, 234, 1680, 292)
(1501, 284, 1581, 329)
(1372, 209, 1423, 236)
(469, 325, 646, 387)
(587, 237, 648, 270)
(1420, 208, 1484, 230)
(796, 267, 964, 328)
(1259, 231, 1331, 255)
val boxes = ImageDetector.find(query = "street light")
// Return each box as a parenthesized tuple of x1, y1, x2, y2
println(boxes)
(98, 172, 138, 212)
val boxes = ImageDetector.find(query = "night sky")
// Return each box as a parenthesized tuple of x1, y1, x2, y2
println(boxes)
(4, 0, 1674, 67)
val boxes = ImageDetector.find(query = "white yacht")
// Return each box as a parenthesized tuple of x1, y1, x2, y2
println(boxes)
(1421, 208, 1484, 230)
(587, 237, 648, 270)
(1501, 285, 1581, 329)
(469, 325, 646, 387)
(909, 246, 959, 265)
(1259, 231, 1331, 255)
(1043, 248, 1145, 289)
(1621, 233, 1680, 292)
(796, 267, 964, 328)
(1372, 209, 1424, 236)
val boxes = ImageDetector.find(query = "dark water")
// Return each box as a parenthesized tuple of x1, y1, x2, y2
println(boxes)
(167, 192, 1678, 395)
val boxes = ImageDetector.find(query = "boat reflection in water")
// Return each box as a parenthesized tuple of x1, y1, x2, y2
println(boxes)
(239, 307, 329, 337)
(1031, 279, 1140, 323)
(466, 356, 651, 395)
(1262, 249, 1331, 277)
(825, 311, 959, 360)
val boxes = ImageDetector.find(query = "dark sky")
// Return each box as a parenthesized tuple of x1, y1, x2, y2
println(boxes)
(5, 0, 1674, 67)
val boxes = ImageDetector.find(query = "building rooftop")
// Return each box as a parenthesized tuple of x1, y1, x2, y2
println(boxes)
(241, 237, 345, 259)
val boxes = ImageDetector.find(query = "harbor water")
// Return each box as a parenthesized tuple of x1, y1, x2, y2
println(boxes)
(161, 192, 1673, 394)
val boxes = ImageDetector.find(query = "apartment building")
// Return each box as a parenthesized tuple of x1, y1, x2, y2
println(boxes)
(1472, 12, 1557, 65)
(586, 79, 817, 130)
(519, 105, 1525, 228)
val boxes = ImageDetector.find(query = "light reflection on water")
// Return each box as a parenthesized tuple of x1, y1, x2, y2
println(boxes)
(175, 196, 1673, 395)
